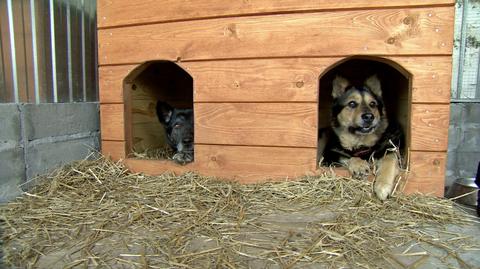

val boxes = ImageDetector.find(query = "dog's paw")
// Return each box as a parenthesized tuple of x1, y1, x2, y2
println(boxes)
(374, 180, 393, 201)
(172, 152, 193, 165)
(373, 153, 399, 200)
(347, 157, 370, 179)
(172, 153, 184, 163)
(183, 152, 194, 163)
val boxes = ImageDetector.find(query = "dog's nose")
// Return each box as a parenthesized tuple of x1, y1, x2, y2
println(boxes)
(362, 113, 374, 123)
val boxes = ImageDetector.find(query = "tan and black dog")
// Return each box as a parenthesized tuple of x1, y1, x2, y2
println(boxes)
(321, 75, 404, 200)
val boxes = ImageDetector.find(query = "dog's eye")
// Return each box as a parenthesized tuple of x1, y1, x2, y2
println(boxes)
(348, 101, 357, 108)
(369, 101, 377, 108)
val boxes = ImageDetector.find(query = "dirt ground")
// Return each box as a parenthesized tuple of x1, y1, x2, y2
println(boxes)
(1, 159, 479, 268)
(5, 205, 478, 269)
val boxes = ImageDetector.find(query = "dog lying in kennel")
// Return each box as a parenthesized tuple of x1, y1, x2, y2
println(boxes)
(320, 75, 404, 200)
(156, 101, 194, 164)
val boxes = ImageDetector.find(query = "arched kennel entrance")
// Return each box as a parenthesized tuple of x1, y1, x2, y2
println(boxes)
(317, 56, 412, 168)
(123, 61, 193, 161)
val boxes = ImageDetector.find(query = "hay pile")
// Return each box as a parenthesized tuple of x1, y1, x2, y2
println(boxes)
(1, 157, 478, 268)
(130, 146, 175, 160)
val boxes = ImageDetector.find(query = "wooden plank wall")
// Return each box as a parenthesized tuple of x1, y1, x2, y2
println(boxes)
(98, 0, 455, 196)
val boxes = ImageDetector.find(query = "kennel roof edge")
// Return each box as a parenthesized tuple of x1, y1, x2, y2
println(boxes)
(98, 6, 454, 65)
(97, 0, 455, 29)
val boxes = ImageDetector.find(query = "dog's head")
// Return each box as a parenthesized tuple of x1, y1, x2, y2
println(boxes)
(331, 75, 387, 136)
(156, 101, 194, 154)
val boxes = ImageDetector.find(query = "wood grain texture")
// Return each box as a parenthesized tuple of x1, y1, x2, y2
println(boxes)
(402, 150, 446, 196)
(124, 158, 197, 176)
(131, 99, 157, 124)
(195, 103, 317, 147)
(98, 7, 454, 65)
(100, 104, 125, 141)
(130, 98, 167, 152)
(187, 58, 330, 102)
(102, 140, 126, 160)
(125, 144, 317, 183)
(402, 178, 444, 197)
(410, 104, 450, 151)
(195, 145, 317, 182)
(122, 148, 446, 196)
(99, 56, 452, 104)
(98, 0, 454, 28)
(131, 122, 166, 152)
(390, 56, 452, 104)
(409, 151, 446, 178)
(99, 65, 136, 103)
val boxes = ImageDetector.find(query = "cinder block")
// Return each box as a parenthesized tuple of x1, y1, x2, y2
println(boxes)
(446, 103, 479, 186)
(0, 146, 25, 202)
(0, 104, 21, 142)
(458, 128, 480, 152)
(445, 152, 457, 187)
(26, 134, 100, 179)
(464, 103, 480, 123)
(448, 103, 464, 127)
(23, 103, 100, 140)
(455, 152, 480, 178)
(447, 126, 461, 151)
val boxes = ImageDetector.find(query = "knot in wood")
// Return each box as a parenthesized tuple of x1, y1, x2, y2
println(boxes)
(386, 37, 396, 45)
(403, 16, 413, 25)
(296, 81, 304, 88)
(225, 24, 238, 37)
(211, 156, 217, 161)
(432, 159, 440, 166)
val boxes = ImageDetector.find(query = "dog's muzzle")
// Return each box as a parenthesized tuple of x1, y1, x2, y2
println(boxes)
(349, 124, 376, 134)
(362, 113, 374, 124)
(353, 113, 376, 134)
(176, 138, 193, 153)
(357, 126, 375, 134)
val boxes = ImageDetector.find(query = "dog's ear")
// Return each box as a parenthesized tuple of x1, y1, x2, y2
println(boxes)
(364, 74, 382, 97)
(332, 76, 350, 99)
(156, 101, 173, 124)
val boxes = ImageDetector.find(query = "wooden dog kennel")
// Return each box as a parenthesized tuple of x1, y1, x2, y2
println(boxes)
(98, 0, 455, 196)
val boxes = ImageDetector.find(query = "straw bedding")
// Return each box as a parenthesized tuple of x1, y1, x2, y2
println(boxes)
(130, 146, 175, 160)
(0, 156, 478, 268)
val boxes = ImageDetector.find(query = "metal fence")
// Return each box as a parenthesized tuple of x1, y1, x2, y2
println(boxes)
(451, 0, 480, 102)
(0, 0, 97, 104)
(1, 1, 478, 104)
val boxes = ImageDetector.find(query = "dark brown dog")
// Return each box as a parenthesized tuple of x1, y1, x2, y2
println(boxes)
(321, 75, 404, 200)
(156, 101, 194, 164)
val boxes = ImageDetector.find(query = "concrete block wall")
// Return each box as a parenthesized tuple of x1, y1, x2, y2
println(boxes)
(0, 104, 25, 202)
(0, 103, 100, 202)
(446, 103, 480, 187)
